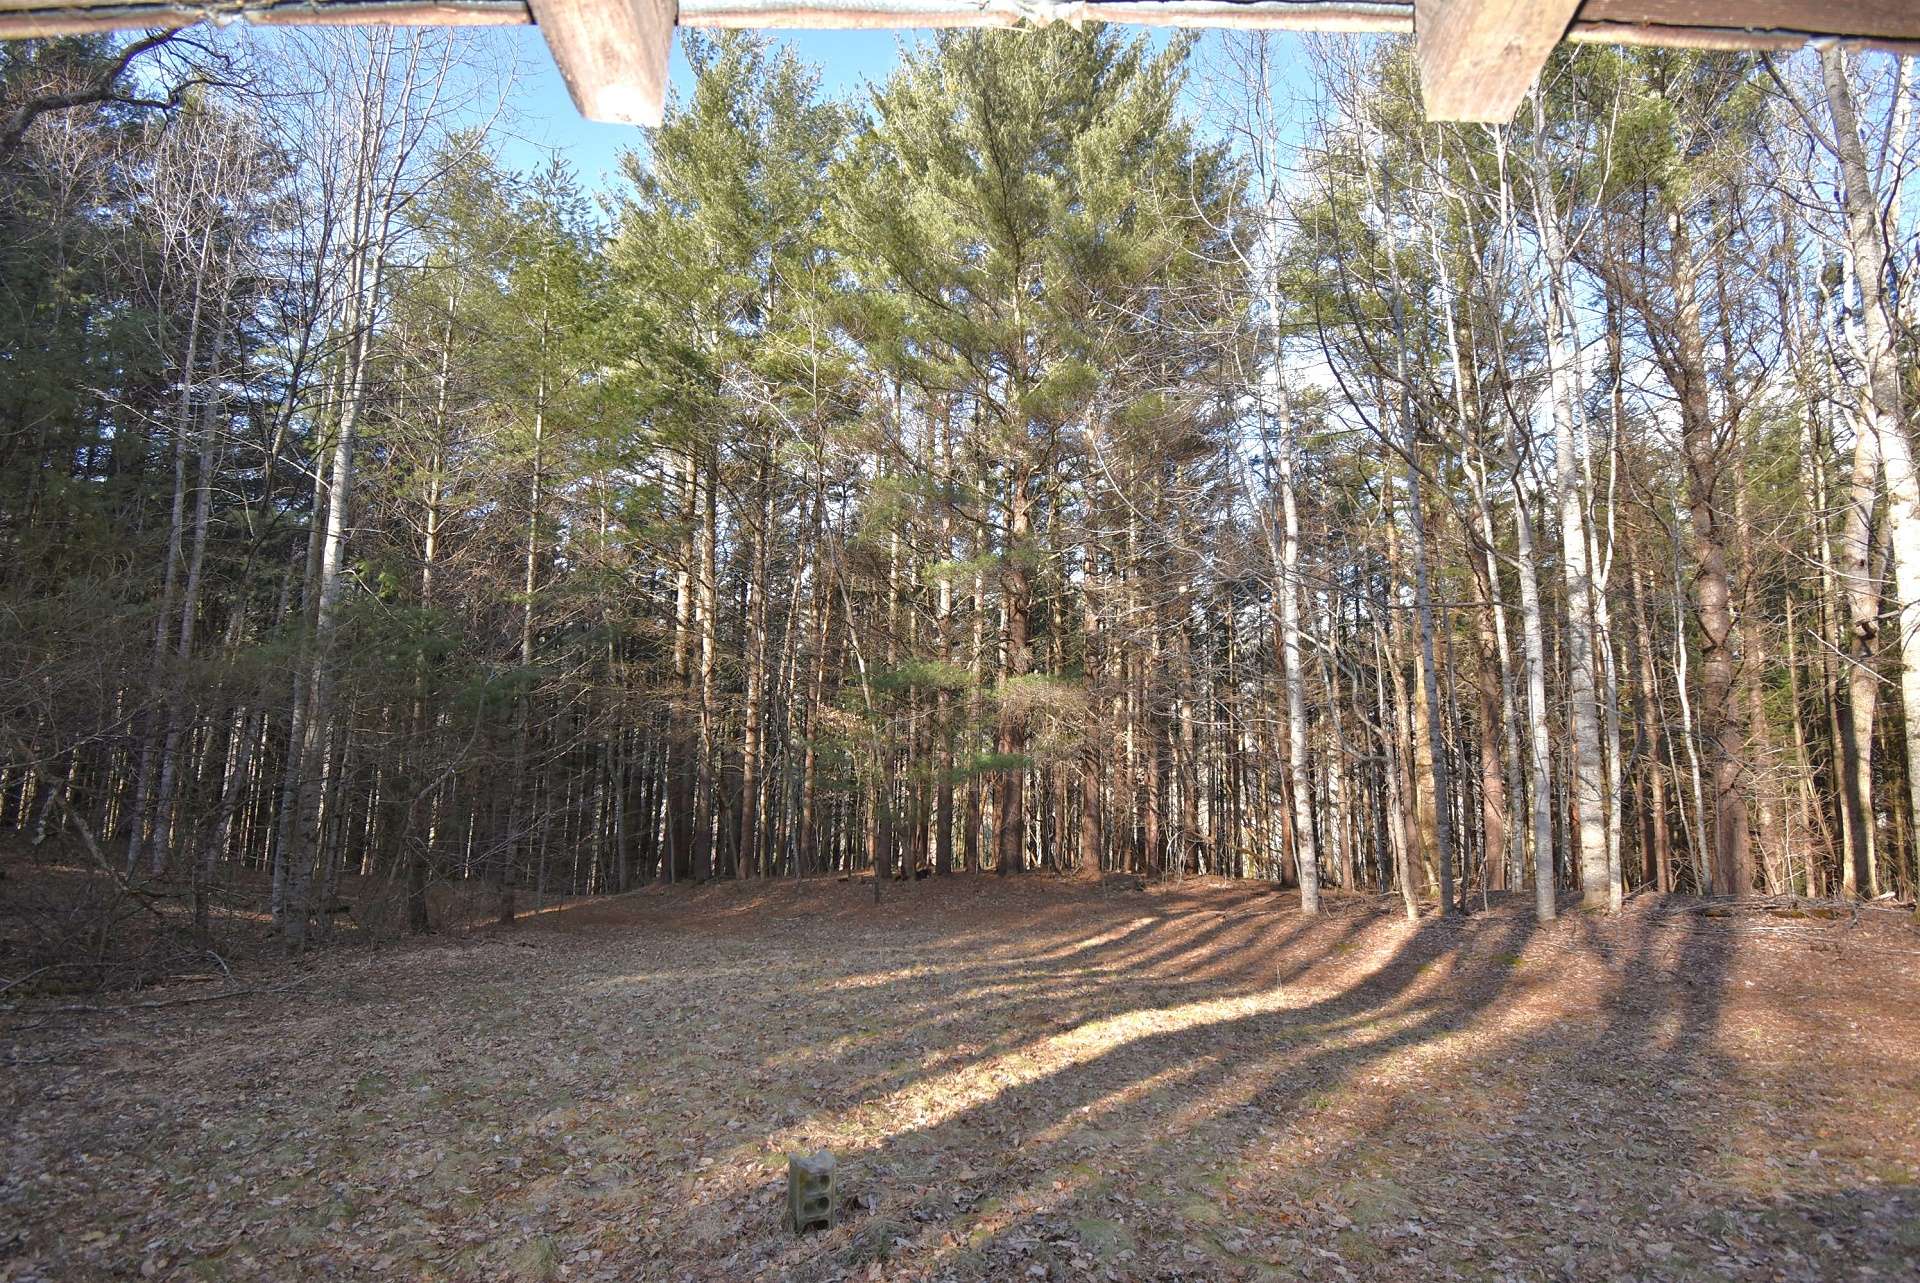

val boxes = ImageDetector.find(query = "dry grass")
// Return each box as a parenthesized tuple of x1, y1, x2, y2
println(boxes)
(3, 876, 1918, 1282)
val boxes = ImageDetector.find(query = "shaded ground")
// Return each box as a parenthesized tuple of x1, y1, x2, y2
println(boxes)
(0, 852, 594, 994)
(4, 877, 1919, 1282)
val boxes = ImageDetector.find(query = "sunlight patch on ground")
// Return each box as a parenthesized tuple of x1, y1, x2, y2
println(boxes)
(5, 882, 1918, 1283)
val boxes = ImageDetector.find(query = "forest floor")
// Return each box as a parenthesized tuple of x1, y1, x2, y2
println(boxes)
(3, 876, 1919, 1283)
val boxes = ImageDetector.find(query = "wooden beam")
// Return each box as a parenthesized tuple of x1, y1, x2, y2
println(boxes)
(527, 0, 677, 128)
(0, 0, 533, 38)
(1567, 22, 1920, 58)
(7, 0, 1919, 84)
(1578, 0, 1920, 44)
(1416, 0, 1580, 122)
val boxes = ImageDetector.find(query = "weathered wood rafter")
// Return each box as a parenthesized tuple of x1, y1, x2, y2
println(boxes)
(527, 0, 675, 125)
(2, 0, 1917, 122)
(1414, 0, 1580, 122)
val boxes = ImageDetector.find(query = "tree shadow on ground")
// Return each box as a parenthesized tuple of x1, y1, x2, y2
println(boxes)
(728, 895, 1390, 1121)
(691, 903, 1549, 1280)
(14, 878, 1914, 1283)
(654, 891, 1910, 1283)
(759, 905, 1787, 1283)
(318, 887, 1892, 1282)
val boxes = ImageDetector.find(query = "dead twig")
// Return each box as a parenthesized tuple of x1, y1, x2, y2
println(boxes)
(0, 966, 56, 997)
(14, 978, 306, 1017)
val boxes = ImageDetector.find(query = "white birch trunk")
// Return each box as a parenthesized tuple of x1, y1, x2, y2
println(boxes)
(1822, 46, 1920, 887)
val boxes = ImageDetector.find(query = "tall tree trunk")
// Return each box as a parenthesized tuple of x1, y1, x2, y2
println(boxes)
(1823, 44, 1920, 891)
(666, 449, 698, 882)
(1662, 208, 1750, 897)
(738, 447, 772, 879)
(1269, 347, 1321, 913)
(1631, 565, 1674, 892)
(995, 478, 1031, 875)
(1511, 472, 1557, 922)
(695, 447, 719, 882)
(1529, 103, 1611, 912)
(285, 255, 382, 951)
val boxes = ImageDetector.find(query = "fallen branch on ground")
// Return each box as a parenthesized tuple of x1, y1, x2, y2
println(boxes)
(11, 978, 307, 1017)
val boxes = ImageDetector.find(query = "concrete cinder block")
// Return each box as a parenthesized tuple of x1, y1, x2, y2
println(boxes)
(786, 1149, 836, 1233)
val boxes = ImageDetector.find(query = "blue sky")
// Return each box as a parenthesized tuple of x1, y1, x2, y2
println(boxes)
(491, 26, 926, 193)
(488, 24, 1232, 196)
(211, 21, 1324, 205)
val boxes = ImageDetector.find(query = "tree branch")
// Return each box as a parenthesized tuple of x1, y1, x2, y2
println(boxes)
(1, 28, 183, 156)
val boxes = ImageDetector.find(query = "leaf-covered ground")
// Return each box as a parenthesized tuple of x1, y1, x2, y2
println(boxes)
(4, 879, 1919, 1282)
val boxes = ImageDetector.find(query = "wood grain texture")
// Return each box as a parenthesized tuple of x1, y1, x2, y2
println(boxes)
(526, 0, 676, 127)
(3, 0, 1915, 102)
(1577, 0, 1920, 42)
(1417, 0, 1581, 122)
(0, 1, 529, 36)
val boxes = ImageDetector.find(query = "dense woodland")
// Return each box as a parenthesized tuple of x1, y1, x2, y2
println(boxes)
(2, 24, 1917, 954)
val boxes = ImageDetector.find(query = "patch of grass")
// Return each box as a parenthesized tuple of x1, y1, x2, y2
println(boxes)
(1179, 1196, 1226, 1224)
(843, 1217, 910, 1265)
(1334, 1227, 1380, 1263)
(1253, 1267, 1308, 1282)
(510, 1234, 560, 1281)
(298, 1195, 356, 1234)
(1073, 1215, 1131, 1261)
(1337, 1176, 1415, 1229)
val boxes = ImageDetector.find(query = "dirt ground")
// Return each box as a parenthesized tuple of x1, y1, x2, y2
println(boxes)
(3, 877, 1919, 1283)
